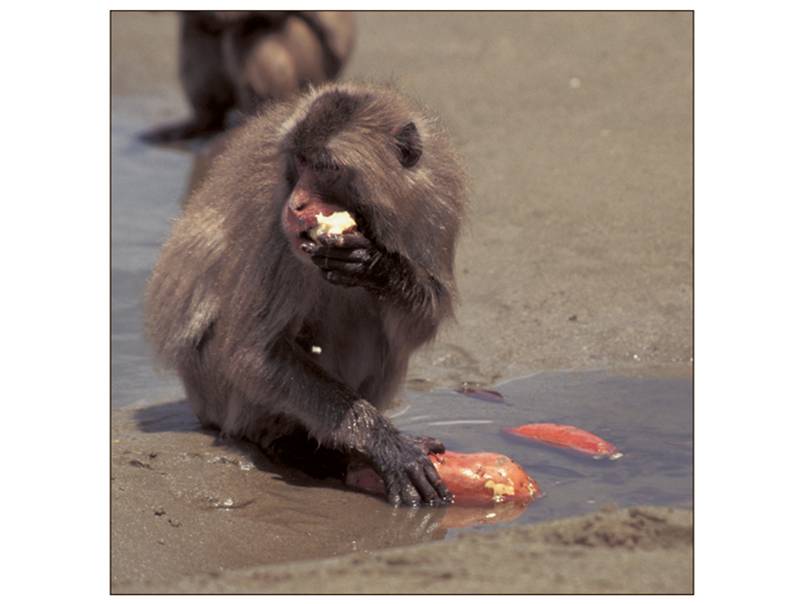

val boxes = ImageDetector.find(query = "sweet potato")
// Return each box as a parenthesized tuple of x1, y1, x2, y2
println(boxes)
(345, 450, 542, 506)
(505, 423, 622, 460)
(310, 211, 357, 239)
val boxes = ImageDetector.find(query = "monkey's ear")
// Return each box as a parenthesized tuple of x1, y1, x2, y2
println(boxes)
(394, 122, 422, 168)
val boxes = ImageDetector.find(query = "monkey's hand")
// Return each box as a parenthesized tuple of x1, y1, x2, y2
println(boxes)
(301, 232, 410, 295)
(302, 234, 448, 345)
(367, 429, 453, 507)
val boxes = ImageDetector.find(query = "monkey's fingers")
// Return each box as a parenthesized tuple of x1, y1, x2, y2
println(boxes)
(323, 271, 363, 288)
(300, 242, 374, 269)
(317, 231, 371, 249)
(382, 474, 406, 507)
(312, 257, 368, 275)
(307, 245, 373, 263)
(400, 482, 423, 507)
(405, 462, 444, 506)
(314, 255, 382, 289)
(424, 464, 453, 502)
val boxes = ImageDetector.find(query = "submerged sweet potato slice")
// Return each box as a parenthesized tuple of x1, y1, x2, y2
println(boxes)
(346, 450, 542, 506)
(505, 422, 622, 460)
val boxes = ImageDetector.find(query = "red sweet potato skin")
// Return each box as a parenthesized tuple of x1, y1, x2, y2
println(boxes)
(345, 450, 542, 506)
(506, 423, 622, 459)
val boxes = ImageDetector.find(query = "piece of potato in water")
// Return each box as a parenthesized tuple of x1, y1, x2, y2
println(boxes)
(310, 211, 357, 239)
(505, 423, 623, 460)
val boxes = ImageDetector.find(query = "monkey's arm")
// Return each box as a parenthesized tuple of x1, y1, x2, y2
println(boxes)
(241, 336, 451, 506)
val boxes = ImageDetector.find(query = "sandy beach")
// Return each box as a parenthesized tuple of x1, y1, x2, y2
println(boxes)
(111, 11, 692, 594)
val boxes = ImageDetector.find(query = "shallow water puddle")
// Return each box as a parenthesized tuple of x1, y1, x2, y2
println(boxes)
(393, 369, 692, 536)
(117, 368, 691, 545)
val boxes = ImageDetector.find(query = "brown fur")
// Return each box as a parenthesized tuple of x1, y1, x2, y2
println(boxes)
(145, 83, 466, 505)
(142, 11, 356, 143)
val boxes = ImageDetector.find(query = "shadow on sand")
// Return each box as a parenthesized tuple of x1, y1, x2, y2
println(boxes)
(132, 399, 354, 491)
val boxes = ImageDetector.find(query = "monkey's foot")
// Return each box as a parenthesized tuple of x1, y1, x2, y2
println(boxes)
(139, 117, 225, 144)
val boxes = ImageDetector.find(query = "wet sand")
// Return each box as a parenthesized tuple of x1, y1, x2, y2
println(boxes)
(112, 400, 692, 594)
(112, 369, 692, 592)
(111, 11, 692, 594)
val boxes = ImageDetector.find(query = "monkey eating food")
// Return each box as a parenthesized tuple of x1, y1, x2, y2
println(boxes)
(310, 211, 357, 240)
(145, 83, 466, 506)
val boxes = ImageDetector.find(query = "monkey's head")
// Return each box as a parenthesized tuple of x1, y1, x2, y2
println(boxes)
(277, 84, 465, 278)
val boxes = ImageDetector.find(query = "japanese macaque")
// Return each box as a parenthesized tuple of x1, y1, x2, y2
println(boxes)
(145, 83, 466, 506)
(141, 11, 356, 143)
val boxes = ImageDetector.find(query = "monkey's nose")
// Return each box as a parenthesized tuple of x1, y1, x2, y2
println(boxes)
(289, 188, 313, 213)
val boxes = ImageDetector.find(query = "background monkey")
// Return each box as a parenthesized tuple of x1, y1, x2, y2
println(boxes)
(145, 83, 466, 506)
(141, 11, 356, 143)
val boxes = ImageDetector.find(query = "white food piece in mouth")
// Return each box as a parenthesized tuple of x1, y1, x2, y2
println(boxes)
(310, 211, 357, 239)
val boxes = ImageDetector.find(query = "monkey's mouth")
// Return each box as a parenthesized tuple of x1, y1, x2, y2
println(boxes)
(284, 220, 316, 258)
(283, 203, 367, 264)
(296, 212, 364, 246)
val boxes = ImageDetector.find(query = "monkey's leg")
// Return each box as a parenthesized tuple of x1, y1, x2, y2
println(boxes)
(139, 113, 228, 144)
(241, 337, 452, 507)
(265, 427, 350, 480)
(140, 15, 235, 144)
